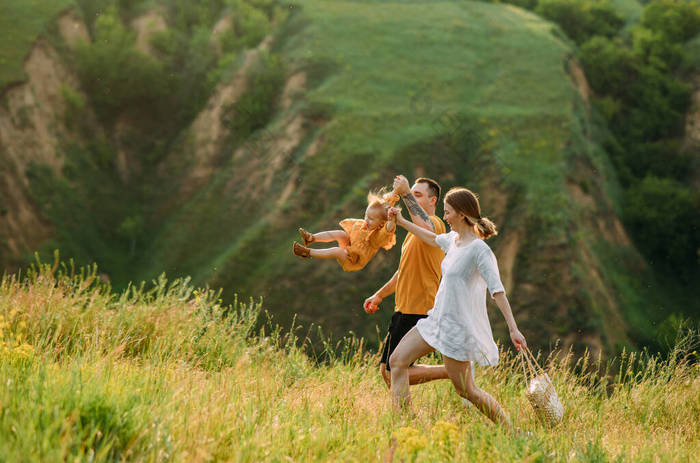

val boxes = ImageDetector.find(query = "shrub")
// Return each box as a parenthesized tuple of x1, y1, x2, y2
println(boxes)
(226, 52, 285, 141)
(580, 36, 637, 97)
(536, 0, 624, 44)
(623, 176, 700, 275)
(640, 0, 700, 43)
(74, 9, 168, 124)
(228, 0, 271, 49)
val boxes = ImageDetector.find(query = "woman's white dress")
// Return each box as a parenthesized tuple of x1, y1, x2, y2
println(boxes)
(416, 231, 505, 365)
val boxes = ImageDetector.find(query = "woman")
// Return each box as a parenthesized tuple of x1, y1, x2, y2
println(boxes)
(388, 187, 527, 426)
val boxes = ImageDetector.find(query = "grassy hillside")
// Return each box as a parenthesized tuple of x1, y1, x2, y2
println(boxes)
(1, 0, 681, 357)
(1, 262, 698, 461)
(0, 0, 73, 88)
(138, 0, 652, 353)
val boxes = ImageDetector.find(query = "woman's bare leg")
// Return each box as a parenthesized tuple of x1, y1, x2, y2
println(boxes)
(388, 327, 434, 411)
(311, 230, 350, 247)
(443, 356, 511, 426)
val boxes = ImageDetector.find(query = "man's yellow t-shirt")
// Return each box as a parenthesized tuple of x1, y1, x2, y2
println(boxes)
(394, 215, 446, 315)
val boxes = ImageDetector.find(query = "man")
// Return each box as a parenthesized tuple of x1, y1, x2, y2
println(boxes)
(364, 175, 449, 387)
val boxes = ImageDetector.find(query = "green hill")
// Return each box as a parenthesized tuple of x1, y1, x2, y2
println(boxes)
(0, 0, 691, 357)
(0, 0, 73, 88)
(144, 0, 651, 353)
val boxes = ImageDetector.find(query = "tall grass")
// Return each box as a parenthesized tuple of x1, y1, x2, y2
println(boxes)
(1, 259, 698, 461)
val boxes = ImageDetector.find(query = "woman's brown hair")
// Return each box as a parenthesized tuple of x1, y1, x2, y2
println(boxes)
(444, 187, 497, 239)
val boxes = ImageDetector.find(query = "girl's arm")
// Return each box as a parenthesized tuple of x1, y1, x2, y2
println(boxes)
(493, 292, 527, 350)
(390, 208, 438, 247)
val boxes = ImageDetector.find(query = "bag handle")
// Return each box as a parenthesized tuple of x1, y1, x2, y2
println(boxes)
(519, 346, 549, 385)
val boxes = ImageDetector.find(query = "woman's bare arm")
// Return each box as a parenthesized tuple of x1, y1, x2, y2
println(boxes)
(390, 208, 438, 247)
(493, 292, 527, 350)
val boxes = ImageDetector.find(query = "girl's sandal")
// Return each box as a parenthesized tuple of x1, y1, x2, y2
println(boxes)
(298, 228, 315, 246)
(293, 242, 311, 259)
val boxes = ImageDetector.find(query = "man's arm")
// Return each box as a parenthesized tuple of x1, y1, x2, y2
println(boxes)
(364, 271, 398, 314)
(393, 175, 435, 232)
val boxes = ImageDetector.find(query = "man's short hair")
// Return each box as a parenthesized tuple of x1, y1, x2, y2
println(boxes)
(415, 177, 441, 200)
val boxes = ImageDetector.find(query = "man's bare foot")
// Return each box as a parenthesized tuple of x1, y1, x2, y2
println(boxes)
(293, 242, 311, 259)
(298, 228, 315, 246)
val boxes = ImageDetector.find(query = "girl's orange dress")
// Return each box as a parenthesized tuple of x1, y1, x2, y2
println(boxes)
(338, 218, 396, 271)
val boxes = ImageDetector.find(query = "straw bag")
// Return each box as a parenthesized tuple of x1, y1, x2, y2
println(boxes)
(520, 347, 564, 426)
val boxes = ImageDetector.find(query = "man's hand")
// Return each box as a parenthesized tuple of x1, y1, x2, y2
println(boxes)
(363, 294, 382, 314)
(393, 175, 411, 196)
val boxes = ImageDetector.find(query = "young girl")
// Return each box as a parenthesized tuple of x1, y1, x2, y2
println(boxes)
(293, 189, 399, 271)
(387, 187, 527, 427)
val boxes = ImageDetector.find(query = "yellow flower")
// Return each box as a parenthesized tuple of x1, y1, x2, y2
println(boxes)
(432, 420, 459, 443)
(394, 426, 420, 441)
(394, 426, 428, 455)
(402, 435, 428, 454)
(12, 343, 34, 359)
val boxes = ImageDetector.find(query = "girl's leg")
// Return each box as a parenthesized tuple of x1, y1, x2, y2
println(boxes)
(443, 356, 511, 427)
(389, 327, 435, 411)
(308, 247, 348, 262)
(311, 230, 350, 247)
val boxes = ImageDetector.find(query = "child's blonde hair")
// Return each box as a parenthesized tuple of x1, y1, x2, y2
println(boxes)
(366, 187, 400, 220)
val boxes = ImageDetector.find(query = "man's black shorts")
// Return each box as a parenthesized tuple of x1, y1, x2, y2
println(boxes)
(380, 312, 427, 371)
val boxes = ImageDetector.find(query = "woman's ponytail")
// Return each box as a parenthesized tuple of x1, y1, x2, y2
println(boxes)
(445, 187, 498, 240)
(476, 217, 498, 240)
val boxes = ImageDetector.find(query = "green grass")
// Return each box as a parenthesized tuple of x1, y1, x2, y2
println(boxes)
(1, 261, 698, 461)
(0, 0, 74, 89)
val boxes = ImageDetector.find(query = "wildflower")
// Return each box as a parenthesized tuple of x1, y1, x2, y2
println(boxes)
(402, 435, 428, 454)
(12, 343, 34, 359)
(394, 426, 428, 455)
(432, 420, 459, 443)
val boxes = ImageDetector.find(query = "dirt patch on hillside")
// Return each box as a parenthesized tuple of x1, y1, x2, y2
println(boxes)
(497, 231, 520, 295)
(211, 15, 232, 55)
(0, 40, 93, 266)
(280, 72, 306, 110)
(683, 73, 700, 188)
(0, 40, 79, 178)
(684, 74, 700, 149)
(58, 9, 90, 48)
(131, 11, 167, 56)
(567, 181, 631, 247)
(576, 240, 629, 349)
(567, 58, 591, 106)
(175, 34, 275, 195)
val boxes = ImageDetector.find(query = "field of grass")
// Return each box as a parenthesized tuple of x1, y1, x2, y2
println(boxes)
(0, 0, 74, 89)
(1, 260, 698, 461)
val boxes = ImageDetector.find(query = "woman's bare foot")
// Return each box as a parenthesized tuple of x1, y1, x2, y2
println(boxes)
(293, 242, 311, 259)
(298, 228, 315, 246)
